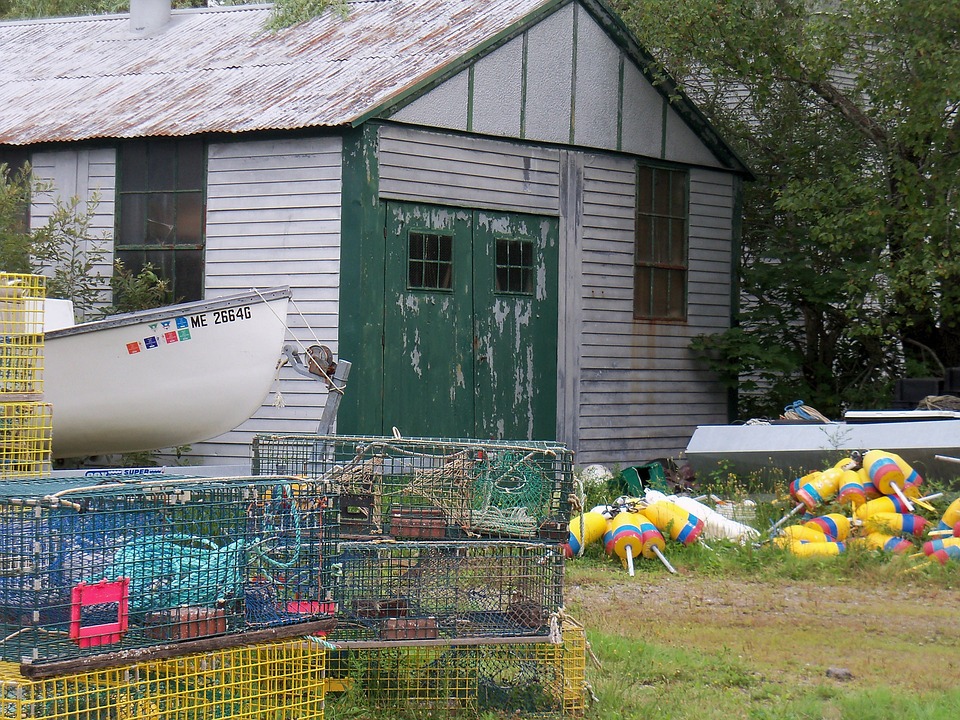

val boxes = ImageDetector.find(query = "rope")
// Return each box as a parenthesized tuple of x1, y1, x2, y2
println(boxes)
(781, 400, 830, 422)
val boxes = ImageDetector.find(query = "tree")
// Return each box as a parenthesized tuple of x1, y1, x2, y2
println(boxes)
(612, 0, 960, 417)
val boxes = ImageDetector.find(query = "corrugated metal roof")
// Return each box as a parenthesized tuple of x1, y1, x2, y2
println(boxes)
(0, 0, 557, 144)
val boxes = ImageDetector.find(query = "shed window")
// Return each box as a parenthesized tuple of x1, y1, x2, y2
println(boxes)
(495, 236, 534, 295)
(408, 231, 453, 290)
(116, 138, 205, 303)
(633, 165, 688, 321)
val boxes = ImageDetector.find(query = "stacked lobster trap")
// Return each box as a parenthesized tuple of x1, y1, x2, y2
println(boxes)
(252, 433, 586, 717)
(0, 473, 338, 674)
(0, 273, 52, 479)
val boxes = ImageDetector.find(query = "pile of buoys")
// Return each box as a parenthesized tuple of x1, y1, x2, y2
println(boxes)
(772, 449, 955, 562)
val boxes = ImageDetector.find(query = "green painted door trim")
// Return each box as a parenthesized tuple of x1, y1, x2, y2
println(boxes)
(337, 123, 384, 436)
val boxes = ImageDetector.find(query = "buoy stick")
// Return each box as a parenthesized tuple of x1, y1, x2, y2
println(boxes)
(768, 502, 805, 535)
(918, 492, 944, 503)
(626, 544, 635, 577)
(889, 482, 914, 512)
(935, 455, 960, 465)
(929, 529, 954, 537)
(651, 545, 677, 574)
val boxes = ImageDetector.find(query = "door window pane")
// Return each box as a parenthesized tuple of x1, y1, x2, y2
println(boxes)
(495, 236, 534, 295)
(407, 231, 453, 290)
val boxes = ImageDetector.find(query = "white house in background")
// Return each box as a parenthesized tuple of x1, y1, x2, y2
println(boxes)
(0, 0, 751, 470)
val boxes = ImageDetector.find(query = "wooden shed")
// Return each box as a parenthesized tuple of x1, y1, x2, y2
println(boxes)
(0, 0, 750, 469)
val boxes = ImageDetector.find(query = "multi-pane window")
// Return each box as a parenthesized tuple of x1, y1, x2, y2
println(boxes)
(634, 165, 688, 321)
(116, 138, 205, 302)
(408, 231, 453, 290)
(495, 236, 534, 295)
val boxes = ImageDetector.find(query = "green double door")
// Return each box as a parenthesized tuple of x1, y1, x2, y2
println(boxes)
(381, 202, 558, 440)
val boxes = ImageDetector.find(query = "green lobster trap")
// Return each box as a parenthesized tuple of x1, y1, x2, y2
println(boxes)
(251, 434, 574, 541)
(0, 474, 339, 672)
(329, 540, 564, 642)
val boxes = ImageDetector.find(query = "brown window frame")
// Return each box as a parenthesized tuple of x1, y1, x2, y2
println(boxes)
(633, 164, 688, 321)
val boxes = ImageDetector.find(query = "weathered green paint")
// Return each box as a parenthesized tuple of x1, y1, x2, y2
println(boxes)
(520, 31, 529, 140)
(467, 65, 475, 133)
(617, 52, 624, 152)
(383, 203, 475, 437)
(569, 2, 578, 146)
(380, 202, 558, 440)
(337, 123, 384, 436)
(728, 173, 744, 423)
(473, 210, 559, 440)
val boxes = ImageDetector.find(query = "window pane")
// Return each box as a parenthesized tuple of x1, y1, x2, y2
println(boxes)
(653, 169, 669, 215)
(669, 220, 686, 264)
(177, 139, 205, 191)
(176, 192, 204, 245)
(407, 231, 452, 290)
(174, 250, 203, 302)
(148, 142, 177, 192)
(654, 217, 670, 263)
(145, 193, 176, 244)
(667, 269, 686, 319)
(637, 166, 652, 210)
(670, 171, 686, 214)
(495, 236, 534, 294)
(635, 216, 652, 262)
(118, 195, 146, 247)
(633, 265, 651, 318)
(120, 142, 148, 191)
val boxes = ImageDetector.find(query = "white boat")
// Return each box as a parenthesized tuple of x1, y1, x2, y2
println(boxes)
(42, 287, 292, 458)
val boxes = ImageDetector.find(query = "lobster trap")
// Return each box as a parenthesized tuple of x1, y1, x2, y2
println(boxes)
(0, 638, 326, 719)
(0, 403, 52, 479)
(329, 541, 564, 642)
(251, 434, 574, 541)
(326, 619, 587, 718)
(0, 474, 339, 671)
(0, 273, 45, 397)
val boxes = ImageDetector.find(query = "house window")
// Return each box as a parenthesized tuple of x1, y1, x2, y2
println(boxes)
(0, 147, 31, 235)
(116, 138, 205, 303)
(495, 236, 534, 295)
(408, 231, 453, 290)
(633, 164, 688, 321)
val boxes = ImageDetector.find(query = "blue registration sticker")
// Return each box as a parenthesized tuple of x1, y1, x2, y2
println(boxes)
(144, 337, 159, 349)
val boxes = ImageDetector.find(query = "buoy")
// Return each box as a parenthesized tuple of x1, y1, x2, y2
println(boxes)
(921, 537, 960, 564)
(784, 540, 846, 558)
(563, 511, 608, 558)
(603, 512, 675, 575)
(781, 524, 832, 543)
(854, 495, 913, 520)
(795, 468, 842, 511)
(936, 497, 960, 533)
(837, 470, 866, 508)
(854, 532, 913, 554)
(803, 513, 851, 541)
(669, 495, 760, 543)
(639, 500, 704, 546)
(862, 511, 927, 538)
(864, 450, 914, 511)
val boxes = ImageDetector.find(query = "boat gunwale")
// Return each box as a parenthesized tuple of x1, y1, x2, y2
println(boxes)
(45, 286, 292, 339)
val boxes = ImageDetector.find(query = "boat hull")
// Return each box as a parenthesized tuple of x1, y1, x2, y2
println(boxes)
(43, 288, 291, 458)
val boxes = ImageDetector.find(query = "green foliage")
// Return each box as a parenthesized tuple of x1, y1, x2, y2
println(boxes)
(0, 162, 34, 273)
(265, 0, 348, 29)
(30, 192, 109, 320)
(614, 0, 960, 418)
(109, 259, 172, 314)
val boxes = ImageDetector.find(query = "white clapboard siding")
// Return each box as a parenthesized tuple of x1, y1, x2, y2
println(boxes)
(30, 147, 116, 319)
(379, 125, 561, 216)
(190, 136, 343, 468)
(574, 156, 733, 466)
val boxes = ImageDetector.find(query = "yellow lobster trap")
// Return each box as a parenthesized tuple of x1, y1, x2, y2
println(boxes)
(0, 638, 326, 719)
(326, 619, 587, 718)
(0, 273, 45, 397)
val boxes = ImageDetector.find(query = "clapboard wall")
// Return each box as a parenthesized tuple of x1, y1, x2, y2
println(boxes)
(198, 136, 343, 464)
(378, 123, 733, 465)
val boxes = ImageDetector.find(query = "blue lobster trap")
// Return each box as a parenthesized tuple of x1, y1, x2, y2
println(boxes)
(0, 473, 338, 673)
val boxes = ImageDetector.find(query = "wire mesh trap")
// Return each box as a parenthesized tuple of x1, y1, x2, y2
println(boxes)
(251, 434, 574, 541)
(0, 273, 45, 397)
(0, 638, 326, 719)
(326, 620, 587, 718)
(0, 474, 339, 668)
(328, 541, 564, 642)
(0, 403, 52, 479)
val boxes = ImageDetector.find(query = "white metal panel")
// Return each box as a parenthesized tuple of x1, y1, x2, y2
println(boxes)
(472, 35, 523, 138)
(620, 61, 664, 158)
(573, 4, 620, 151)
(194, 135, 344, 464)
(523, 2, 575, 144)
(378, 124, 561, 215)
(390, 68, 470, 131)
(663, 104, 725, 168)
